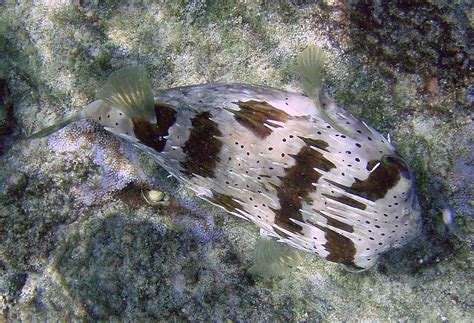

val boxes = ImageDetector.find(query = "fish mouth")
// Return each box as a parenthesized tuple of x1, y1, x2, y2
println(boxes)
(410, 195, 423, 225)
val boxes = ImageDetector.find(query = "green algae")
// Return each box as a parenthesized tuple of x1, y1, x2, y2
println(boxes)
(0, 1, 472, 321)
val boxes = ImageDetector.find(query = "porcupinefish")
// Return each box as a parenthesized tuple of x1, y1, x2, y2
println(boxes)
(30, 46, 422, 271)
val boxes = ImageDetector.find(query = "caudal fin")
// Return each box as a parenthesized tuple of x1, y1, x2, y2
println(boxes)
(28, 116, 78, 139)
(29, 66, 155, 139)
(28, 101, 105, 139)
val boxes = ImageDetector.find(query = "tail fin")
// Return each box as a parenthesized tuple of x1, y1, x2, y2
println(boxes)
(28, 100, 104, 139)
(29, 66, 155, 139)
(28, 115, 80, 139)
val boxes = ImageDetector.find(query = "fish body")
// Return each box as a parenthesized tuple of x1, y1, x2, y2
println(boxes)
(31, 47, 422, 270)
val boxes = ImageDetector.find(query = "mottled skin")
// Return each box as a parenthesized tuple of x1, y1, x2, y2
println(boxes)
(95, 83, 421, 270)
(32, 65, 422, 270)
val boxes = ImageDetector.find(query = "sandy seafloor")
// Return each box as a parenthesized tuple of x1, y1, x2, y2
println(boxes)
(0, 1, 472, 321)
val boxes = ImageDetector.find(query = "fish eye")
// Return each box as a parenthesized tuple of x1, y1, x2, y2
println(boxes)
(381, 155, 412, 179)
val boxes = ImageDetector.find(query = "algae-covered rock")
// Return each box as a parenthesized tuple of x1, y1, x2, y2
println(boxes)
(0, 1, 472, 321)
(0, 71, 15, 154)
(340, 1, 473, 85)
(0, 21, 9, 141)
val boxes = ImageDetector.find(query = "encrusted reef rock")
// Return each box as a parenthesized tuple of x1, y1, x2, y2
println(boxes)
(0, 1, 472, 321)
(0, 76, 14, 154)
(339, 1, 473, 85)
(47, 120, 152, 206)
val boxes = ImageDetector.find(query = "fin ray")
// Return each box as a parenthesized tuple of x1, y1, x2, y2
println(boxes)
(297, 45, 353, 135)
(249, 231, 304, 279)
(96, 65, 156, 123)
(297, 45, 326, 100)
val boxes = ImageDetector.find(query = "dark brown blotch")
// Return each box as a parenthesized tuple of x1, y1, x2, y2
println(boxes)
(228, 100, 291, 138)
(311, 221, 358, 267)
(322, 214, 354, 233)
(208, 189, 245, 214)
(181, 111, 223, 178)
(308, 215, 359, 267)
(329, 158, 401, 201)
(271, 144, 336, 235)
(322, 193, 367, 210)
(298, 136, 330, 152)
(383, 155, 412, 179)
(324, 227, 358, 267)
(132, 103, 177, 152)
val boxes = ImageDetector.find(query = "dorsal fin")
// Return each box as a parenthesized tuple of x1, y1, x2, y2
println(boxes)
(297, 45, 351, 135)
(96, 66, 156, 123)
(296, 45, 326, 103)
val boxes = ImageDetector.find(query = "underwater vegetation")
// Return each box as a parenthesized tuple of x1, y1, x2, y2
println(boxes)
(0, 1, 472, 321)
